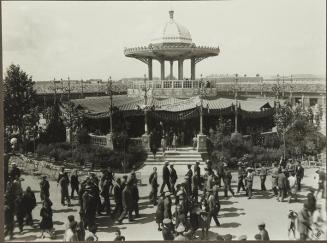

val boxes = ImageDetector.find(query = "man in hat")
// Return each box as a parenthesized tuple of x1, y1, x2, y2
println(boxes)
(131, 181, 140, 218)
(160, 162, 171, 194)
(223, 164, 235, 198)
(259, 163, 268, 191)
(271, 162, 279, 197)
(162, 218, 174, 240)
(164, 192, 172, 220)
(185, 165, 193, 194)
(295, 161, 304, 191)
(40, 175, 50, 201)
(100, 170, 111, 215)
(149, 170, 159, 205)
(169, 164, 178, 195)
(277, 169, 288, 202)
(258, 222, 270, 240)
(174, 224, 187, 240)
(237, 162, 246, 194)
(246, 167, 255, 199)
(70, 170, 79, 199)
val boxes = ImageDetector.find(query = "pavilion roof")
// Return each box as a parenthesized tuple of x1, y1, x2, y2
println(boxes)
(69, 95, 275, 120)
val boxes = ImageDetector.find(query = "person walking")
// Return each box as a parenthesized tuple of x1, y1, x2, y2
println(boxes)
(295, 161, 304, 191)
(259, 163, 268, 191)
(131, 182, 140, 218)
(70, 170, 79, 199)
(117, 182, 133, 224)
(277, 169, 288, 202)
(100, 170, 111, 215)
(237, 162, 246, 194)
(23, 186, 36, 227)
(156, 193, 165, 231)
(192, 172, 200, 202)
(113, 178, 123, 217)
(271, 162, 279, 197)
(161, 136, 167, 157)
(59, 172, 71, 206)
(160, 162, 171, 193)
(288, 172, 298, 203)
(207, 189, 220, 226)
(40, 198, 54, 239)
(169, 164, 178, 195)
(216, 161, 224, 188)
(297, 202, 312, 240)
(246, 167, 255, 199)
(223, 164, 235, 198)
(4, 196, 15, 240)
(15, 193, 26, 233)
(185, 165, 193, 195)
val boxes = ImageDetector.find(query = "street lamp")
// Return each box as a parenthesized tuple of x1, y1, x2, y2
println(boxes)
(108, 76, 113, 134)
(197, 74, 209, 152)
(232, 73, 240, 133)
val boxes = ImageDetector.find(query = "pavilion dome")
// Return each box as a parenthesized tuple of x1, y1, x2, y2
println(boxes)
(150, 10, 193, 46)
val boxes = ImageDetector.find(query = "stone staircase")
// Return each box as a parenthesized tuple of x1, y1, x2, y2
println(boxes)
(144, 147, 205, 166)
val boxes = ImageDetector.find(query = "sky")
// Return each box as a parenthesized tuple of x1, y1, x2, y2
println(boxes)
(2, 0, 326, 81)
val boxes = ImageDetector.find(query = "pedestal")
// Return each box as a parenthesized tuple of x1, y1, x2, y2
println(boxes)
(141, 133, 150, 151)
(197, 134, 207, 152)
(66, 128, 72, 143)
(106, 133, 114, 150)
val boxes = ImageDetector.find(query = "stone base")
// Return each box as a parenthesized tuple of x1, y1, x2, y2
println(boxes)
(66, 128, 72, 143)
(197, 134, 207, 153)
(106, 133, 114, 150)
(141, 133, 150, 151)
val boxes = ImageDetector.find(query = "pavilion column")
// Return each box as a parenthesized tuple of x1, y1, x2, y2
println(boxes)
(160, 60, 165, 80)
(170, 61, 173, 79)
(178, 59, 184, 80)
(148, 58, 153, 80)
(191, 57, 195, 80)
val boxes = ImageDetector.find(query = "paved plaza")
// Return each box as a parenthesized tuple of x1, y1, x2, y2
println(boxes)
(7, 164, 325, 241)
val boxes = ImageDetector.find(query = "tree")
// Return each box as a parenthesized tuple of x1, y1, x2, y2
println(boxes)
(4, 64, 37, 129)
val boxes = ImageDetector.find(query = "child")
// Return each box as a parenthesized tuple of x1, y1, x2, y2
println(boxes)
(113, 229, 125, 241)
(288, 210, 298, 239)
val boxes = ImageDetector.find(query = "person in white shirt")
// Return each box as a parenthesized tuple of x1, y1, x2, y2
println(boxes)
(288, 172, 297, 203)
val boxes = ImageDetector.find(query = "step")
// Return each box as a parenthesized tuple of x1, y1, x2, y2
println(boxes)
(145, 161, 206, 166)
(146, 157, 202, 161)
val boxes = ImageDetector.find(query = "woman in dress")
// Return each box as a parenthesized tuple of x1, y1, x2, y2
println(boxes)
(40, 198, 54, 239)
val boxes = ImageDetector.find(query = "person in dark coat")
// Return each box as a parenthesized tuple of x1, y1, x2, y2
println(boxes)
(192, 172, 200, 202)
(150, 172, 159, 205)
(258, 222, 270, 240)
(23, 186, 36, 227)
(237, 162, 246, 193)
(194, 161, 201, 177)
(306, 190, 316, 214)
(15, 193, 26, 233)
(131, 182, 140, 218)
(185, 165, 193, 194)
(207, 190, 220, 226)
(163, 192, 172, 219)
(259, 163, 268, 191)
(295, 161, 304, 191)
(57, 167, 65, 184)
(162, 218, 174, 240)
(4, 196, 14, 240)
(160, 162, 171, 193)
(10, 163, 21, 179)
(113, 178, 123, 217)
(117, 182, 133, 223)
(59, 172, 71, 206)
(70, 170, 79, 198)
(150, 131, 159, 159)
(169, 165, 178, 195)
(40, 175, 50, 201)
(156, 193, 165, 231)
(223, 165, 235, 198)
(121, 175, 128, 191)
(277, 169, 288, 202)
(100, 170, 111, 215)
(40, 198, 53, 238)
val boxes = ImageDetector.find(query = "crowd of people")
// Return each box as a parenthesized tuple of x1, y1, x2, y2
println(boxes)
(4, 155, 326, 241)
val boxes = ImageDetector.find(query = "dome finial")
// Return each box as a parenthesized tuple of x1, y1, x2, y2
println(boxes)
(169, 10, 174, 19)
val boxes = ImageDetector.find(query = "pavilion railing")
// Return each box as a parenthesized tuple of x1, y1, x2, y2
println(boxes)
(130, 137, 143, 147)
(89, 133, 107, 146)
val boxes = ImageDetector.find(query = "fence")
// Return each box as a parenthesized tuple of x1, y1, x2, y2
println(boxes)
(89, 134, 108, 146)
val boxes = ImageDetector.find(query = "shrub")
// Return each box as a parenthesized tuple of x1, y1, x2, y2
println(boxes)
(76, 128, 90, 145)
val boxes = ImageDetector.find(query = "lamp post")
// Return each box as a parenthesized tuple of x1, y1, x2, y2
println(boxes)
(233, 74, 239, 133)
(289, 75, 294, 106)
(197, 74, 208, 152)
(106, 76, 114, 149)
